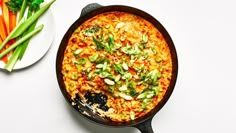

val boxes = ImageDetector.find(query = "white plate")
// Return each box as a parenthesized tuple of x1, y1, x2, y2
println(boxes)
(0, 9, 55, 70)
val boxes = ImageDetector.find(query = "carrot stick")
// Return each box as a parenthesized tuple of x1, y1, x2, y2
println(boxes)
(6, 11, 16, 48)
(0, 37, 2, 47)
(2, 0, 10, 35)
(9, 11, 16, 32)
(1, 53, 8, 63)
(0, 15, 7, 40)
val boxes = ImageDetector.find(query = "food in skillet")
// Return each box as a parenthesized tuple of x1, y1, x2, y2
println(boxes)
(61, 11, 172, 122)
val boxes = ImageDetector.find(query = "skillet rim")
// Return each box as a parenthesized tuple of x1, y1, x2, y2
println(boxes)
(56, 4, 178, 127)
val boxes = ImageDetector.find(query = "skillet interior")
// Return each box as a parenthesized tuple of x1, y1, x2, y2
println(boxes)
(56, 4, 178, 127)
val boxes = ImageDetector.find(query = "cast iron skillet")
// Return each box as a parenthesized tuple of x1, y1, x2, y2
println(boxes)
(56, 3, 178, 133)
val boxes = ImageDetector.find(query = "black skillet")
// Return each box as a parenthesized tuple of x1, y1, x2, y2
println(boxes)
(56, 3, 178, 133)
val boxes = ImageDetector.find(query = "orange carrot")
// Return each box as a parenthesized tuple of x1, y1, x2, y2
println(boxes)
(1, 53, 8, 63)
(5, 36, 14, 47)
(5, 11, 16, 49)
(1, 0, 10, 35)
(0, 37, 12, 64)
(9, 11, 16, 32)
(0, 15, 7, 40)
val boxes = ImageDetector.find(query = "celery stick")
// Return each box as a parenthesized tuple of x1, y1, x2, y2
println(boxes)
(4, 48, 21, 72)
(19, 0, 27, 21)
(5, 21, 37, 70)
(18, 11, 36, 60)
(10, 0, 55, 38)
(0, 25, 44, 60)
(18, 23, 36, 59)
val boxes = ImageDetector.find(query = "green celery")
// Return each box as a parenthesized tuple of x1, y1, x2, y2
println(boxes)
(18, 20, 37, 59)
(18, 0, 45, 59)
(0, 25, 44, 59)
(19, 0, 27, 21)
(2, 25, 44, 71)
(6, 21, 37, 70)
(4, 49, 21, 72)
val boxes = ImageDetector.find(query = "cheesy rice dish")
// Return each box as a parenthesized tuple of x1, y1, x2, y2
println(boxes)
(61, 11, 172, 122)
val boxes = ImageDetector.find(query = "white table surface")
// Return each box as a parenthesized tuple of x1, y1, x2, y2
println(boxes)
(1, 0, 236, 133)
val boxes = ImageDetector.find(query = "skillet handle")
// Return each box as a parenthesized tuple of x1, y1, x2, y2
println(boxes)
(134, 118, 154, 133)
(80, 3, 103, 17)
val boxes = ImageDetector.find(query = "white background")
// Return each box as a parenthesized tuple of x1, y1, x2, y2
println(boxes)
(1, 0, 236, 133)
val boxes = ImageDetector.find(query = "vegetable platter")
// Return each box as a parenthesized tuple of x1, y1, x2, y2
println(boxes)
(0, 0, 56, 72)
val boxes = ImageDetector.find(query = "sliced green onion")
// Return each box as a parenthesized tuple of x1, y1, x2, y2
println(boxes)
(119, 93, 133, 100)
(104, 78, 115, 85)
(142, 98, 153, 104)
(77, 58, 86, 65)
(87, 72, 96, 80)
(114, 63, 124, 74)
(89, 53, 99, 62)
(119, 85, 127, 91)
(130, 111, 135, 120)
(108, 34, 114, 45)
(142, 103, 147, 109)
(141, 34, 148, 44)
(152, 86, 159, 95)
(151, 46, 156, 54)
(96, 64, 103, 69)
(156, 57, 162, 63)
(71, 72, 79, 80)
(144, 69, 161, 84)
(104, 42, 111, 52)
(99, 71, 110, 78)
(146, 91, 155, 98)
(143, 52, 149, 59)
(86, 67, 92, 73)
(122, 62, 129, 70)
(73, 49, 83, 56)
(137, 92, 147, 99)
(84, 29, 94, 36)
(122, 72, 132, 80)
(102, 62, 108, 71)
(94, 55, 106, 64)
(115, 74, 121, 82)
(93, 36, 103, 50)
(127, 81, 136, 89)
(114, 43, 122, 50)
